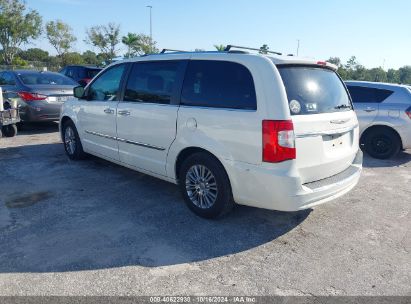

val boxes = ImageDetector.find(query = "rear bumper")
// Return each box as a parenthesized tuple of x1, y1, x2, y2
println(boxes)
(224, 150, 362, 212)
(397, 124, 411, 150)
(19, 101, 62, 122)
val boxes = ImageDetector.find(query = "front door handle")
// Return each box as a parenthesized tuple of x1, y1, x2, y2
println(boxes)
(364, 107, 376, 112)
(104, 108, 115, 114)
(118, 110, 130, 116)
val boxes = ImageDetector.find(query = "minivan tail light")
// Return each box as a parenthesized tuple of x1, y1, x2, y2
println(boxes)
(262, 120, 296, 163)
(17, 92, 47, 101)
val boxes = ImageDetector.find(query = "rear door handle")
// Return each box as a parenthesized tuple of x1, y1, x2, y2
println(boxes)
(364, 107, 376, 112)
(118, 110, 130, 116)
(104, 108, 115, 114)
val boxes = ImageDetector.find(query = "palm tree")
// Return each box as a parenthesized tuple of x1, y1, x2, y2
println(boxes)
(122, 33, 139, 58)
(214, 44, 226, 52)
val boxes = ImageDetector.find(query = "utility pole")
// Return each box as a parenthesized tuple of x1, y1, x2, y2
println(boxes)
(296, 39, 300, 56)
(146, 5, 153, 43)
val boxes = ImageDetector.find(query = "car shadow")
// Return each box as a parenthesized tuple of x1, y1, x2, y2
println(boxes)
(362, 150, 411, 168)
(0, 143, 310, 273)
(17, 122, 59, 135)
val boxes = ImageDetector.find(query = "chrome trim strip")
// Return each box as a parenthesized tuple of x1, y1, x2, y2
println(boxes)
(85, 130, 117, 140)
(85, 130, 165, 151)
(295, 124, 358, 138)
(117, 137, 166, 151)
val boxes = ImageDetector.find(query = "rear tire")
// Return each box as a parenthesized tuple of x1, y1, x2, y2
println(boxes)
(363, 127, 401, 159)
(179, 152, 234, 219)
(2, 124, 17, 137)
(62, 120, 86, 160)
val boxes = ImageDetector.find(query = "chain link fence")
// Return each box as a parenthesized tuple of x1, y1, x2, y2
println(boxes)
(0, 61, 61, 72)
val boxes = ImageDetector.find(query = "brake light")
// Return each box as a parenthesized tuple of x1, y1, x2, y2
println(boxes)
(317, 61, 327, 66)
(17, 92, 47, 101)
(262, 120, 296, 163)
(406, 106, 411, 120)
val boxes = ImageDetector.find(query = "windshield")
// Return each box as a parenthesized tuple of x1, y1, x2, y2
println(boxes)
(278, 66, 352, 115)
(18, 72, 77, 86)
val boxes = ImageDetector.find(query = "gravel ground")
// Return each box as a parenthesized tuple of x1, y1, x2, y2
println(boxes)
(0, 122, 410, 296)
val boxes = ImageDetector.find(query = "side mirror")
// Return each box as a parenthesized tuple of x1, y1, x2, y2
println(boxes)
(73, 86, 85, 99)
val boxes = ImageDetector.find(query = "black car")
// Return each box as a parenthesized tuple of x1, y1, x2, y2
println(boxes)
(60, 65, 102, 86)
(0, 70, 77, 122)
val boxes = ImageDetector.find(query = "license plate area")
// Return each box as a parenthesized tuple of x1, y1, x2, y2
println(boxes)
(322, 131, 353, 153)
(47, 96, 70, 103)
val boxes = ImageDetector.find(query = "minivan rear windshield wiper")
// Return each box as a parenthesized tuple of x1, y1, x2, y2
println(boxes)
(334, 104, 351, 110)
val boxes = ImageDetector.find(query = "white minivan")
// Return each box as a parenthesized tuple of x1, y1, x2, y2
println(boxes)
(60, 47, 362, 218)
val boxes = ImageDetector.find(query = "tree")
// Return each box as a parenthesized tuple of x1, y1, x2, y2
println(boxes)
(122, 32, 139, 58)
(46, 20, 76, 64)
(0, 0, 42, 64)
(327, 57, 341, 67)
(19, 48, 49, 62)
(82, 50, 100, 65)
(387, 69, 400, 84)
(368, 67, 387, 83)
(63, 52, 84, 65)
(345, 56, 358, 70)
(214, 44, 226, 52)
(121, 33, 158, 56)
(259, 44, 269, 54)
(85, 23, 121, 63)
(398, 66, 411, 84)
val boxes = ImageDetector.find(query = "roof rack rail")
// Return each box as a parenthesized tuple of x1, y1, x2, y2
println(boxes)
(160, 49, 187, 54)
(224, 45, 282, 56)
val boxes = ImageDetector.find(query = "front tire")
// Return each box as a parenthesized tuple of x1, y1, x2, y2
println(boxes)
(62, 120, 86, 160)
(2, 124, 17, 137)
(179, 152, 234, 219)
(363, 127, 401, 159)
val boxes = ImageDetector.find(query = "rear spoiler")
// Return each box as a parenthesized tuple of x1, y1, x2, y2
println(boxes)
(316, 61, 338, 71)
(276, 61, 338, 72)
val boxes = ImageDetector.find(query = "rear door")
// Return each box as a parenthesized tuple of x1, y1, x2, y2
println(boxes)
(116, 60, 187, 176)
(346, 85, 393, 131)
(77, 63, 128, 161)
(278, 66, 359, 183)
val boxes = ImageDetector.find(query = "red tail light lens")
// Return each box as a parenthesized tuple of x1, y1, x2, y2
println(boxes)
(406, 106, 411, 119)
(262, 120, 296, 163)
(17, 92, 47, 101)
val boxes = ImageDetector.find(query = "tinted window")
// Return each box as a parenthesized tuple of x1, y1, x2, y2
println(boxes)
(278, 66, 352, 115)
(0, 73, 5, 85)
(18, 72, 76, 85)
(124, 61, 180, 104)
(85, 68, 101, 79)
(181, 60, 256, 110)
(2, 72, 16, 85)
(88, 64, 126, 101)
(347, 86, 393, 103)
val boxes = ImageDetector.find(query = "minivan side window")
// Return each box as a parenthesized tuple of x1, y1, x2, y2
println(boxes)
(124, 61, 180, 104)
(87, 64, 126, 101)
(347, 86, 393, 103)
(181, 60, 257, 110)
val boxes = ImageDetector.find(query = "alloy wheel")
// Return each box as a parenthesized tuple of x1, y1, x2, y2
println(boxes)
(185, 165, 218, 209)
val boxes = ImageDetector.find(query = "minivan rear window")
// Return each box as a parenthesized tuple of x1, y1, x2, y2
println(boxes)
(278, 66, 352, 115)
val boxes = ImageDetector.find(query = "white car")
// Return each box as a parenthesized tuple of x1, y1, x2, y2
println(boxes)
(60, 47, 362, 218)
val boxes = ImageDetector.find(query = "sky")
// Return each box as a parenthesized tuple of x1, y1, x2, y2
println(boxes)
(27, 0, 411, 69)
